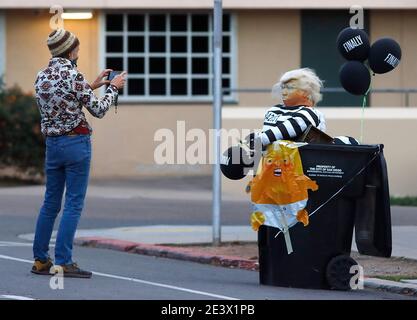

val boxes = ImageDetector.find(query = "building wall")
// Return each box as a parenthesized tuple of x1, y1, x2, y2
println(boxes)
(5, 10, 99, 93)
(0, 12, 5, 78)
(88, 104, 213, 177)
(370, 10, 417, 107)
(89, 10, 301, 178)
(3, 9, 417, 196)
(236, 10, 300, 107)
(1, 1, 416, 10)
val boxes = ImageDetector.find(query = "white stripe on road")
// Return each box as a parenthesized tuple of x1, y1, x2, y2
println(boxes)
(92, 271, 239, 300)
(0, 254, 33, 264)
(0, 295, 35, 300)
(0, 241, 36, 247)
(0, 253, 239, 300)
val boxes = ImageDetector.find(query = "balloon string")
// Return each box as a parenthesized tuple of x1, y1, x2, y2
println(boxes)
(360, 71, 373, 144)
(360, 95, 366, 143)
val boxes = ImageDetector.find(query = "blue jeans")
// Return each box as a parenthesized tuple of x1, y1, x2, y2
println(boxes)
(33, 135, 91, 265)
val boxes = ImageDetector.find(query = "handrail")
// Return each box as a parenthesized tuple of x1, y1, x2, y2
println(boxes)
(222, 87, 417, 107)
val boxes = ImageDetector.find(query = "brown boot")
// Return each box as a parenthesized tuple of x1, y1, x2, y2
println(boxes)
(31, 258, 54, 276)
(52, 263, 92, 279)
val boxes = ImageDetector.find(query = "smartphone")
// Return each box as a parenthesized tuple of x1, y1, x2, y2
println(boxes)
(107, 70, 123, 81)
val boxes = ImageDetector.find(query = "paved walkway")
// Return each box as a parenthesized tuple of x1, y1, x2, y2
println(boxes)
(20, 225, 255, 244)
(20, 225, 417, 260)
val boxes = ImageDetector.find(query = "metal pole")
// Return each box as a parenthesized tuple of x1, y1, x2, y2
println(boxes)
(212, 0, 223, 246)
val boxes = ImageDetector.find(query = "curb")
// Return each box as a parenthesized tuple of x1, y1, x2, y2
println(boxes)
(364, 278, 417, 296)
(74, 237, 258, 271)
(74, 237, 417, 296)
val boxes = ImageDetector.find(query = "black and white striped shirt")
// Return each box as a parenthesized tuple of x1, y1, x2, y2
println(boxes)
(260, 104, 326, 145)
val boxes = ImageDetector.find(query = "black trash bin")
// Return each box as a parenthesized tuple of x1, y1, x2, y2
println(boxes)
(258, 143, 392, 290)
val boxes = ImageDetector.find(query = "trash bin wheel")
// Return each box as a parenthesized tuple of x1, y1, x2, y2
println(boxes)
(325, 255, 358, 291)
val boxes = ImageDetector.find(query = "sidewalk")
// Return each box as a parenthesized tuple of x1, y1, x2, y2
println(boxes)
(19, 224, 417, 260)
(20, 225, 256, 245)
(13, 179, 417, 259)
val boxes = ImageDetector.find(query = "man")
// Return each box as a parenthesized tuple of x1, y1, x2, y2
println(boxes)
(31, 29, 126, 278)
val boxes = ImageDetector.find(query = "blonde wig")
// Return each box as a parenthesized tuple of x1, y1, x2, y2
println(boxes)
(272, 68, 324, 106)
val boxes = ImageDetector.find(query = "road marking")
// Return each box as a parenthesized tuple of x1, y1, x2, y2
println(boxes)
(0, 241, 35, 247)
(92, 271, 239, 300)
(0, 254, 239, 300)
(0, 254, 33, 264)
(0, 295, 35, 300)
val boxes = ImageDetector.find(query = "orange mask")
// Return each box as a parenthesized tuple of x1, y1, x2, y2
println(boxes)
(283, 90, 313, 107)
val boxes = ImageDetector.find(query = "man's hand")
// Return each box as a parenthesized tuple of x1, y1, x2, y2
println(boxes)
(90, 69, 113, 90)
(110, 71, 127, 90)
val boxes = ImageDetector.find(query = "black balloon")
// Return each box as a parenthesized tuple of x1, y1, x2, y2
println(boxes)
(336, 27, 370, 62)
(220, 146, 254, 180)
(339, 61, 371, 95)
(368, 38, 401, 74)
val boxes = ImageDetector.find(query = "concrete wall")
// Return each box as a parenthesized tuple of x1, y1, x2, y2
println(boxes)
(370, 10, 417, 107)
(236, 10, 300, 107)
(2, 1, 417, 10)
(3, 9, 417, 196)
(0, 12, 5, 78)
(88, 105, 213, 177)
(89, 10, 301, 178)
(5, 10, 99, 93)
(3, 10, 212, 177)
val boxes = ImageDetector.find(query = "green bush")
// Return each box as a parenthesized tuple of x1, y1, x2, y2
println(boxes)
(0, 78, 45, 178)
(390, 196, 417, 207)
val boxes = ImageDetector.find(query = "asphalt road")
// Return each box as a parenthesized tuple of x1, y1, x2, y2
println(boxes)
(1, 176, 416, 232)
(0, 176, 416, 300)
(0, 243, 413, 300)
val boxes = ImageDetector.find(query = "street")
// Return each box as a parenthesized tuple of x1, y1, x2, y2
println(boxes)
(0, 176, 416, 300)
(0, 242, 413, 300)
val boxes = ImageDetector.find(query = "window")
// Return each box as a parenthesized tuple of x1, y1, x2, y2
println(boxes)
(301, 10, 370, 107)
(104, 13, 235, 101)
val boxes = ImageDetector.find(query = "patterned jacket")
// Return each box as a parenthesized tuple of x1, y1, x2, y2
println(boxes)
(34, 57, 118, 136)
